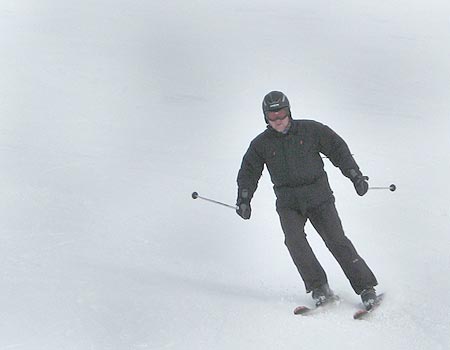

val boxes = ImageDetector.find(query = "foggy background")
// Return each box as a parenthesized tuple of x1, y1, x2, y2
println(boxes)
(0, 1, 449, 349)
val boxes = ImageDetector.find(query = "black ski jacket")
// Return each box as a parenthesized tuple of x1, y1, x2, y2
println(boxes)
(237, 119, 362, 213)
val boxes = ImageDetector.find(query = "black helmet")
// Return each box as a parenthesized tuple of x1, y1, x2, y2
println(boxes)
(262, 91, 290, 122)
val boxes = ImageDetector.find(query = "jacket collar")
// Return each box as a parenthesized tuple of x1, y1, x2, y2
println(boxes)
(266, 119, 298, 137)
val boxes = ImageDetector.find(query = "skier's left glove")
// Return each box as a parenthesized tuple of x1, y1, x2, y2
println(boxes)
(236, 189, 251, 220)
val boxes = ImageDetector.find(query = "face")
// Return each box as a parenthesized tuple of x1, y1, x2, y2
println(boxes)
(266, 107, 291, 132)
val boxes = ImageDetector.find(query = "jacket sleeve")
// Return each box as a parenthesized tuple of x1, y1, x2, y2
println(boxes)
(236, 140, 265, 200)
(317, 123, 363, 179)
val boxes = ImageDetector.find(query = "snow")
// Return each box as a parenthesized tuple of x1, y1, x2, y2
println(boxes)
(1, 0, 449, 349)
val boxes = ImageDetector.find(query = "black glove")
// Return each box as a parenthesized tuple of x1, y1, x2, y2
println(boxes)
(353, 175, 369, 196)
(352, 174, 369, 196)
(236, 189, 251, 220)
(347, 169, 369, 196)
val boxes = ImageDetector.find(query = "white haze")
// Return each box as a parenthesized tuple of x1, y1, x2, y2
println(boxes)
(0, 1, 449, 349)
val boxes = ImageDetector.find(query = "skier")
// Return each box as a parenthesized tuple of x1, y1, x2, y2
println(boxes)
(236, 91, 379, 309)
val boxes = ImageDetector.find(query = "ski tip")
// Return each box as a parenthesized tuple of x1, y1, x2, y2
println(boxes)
(353, 309, 368, 320)
(293, 305, 311, 315)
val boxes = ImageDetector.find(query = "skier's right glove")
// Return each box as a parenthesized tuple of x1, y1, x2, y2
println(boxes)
(348, 169, 369, 196)
(236, 189, 251, 220)
(353, 175, 369, 196)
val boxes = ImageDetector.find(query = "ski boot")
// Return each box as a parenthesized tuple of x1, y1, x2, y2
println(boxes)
(312, 283, 336, 307)
(360, 287, 377, 310)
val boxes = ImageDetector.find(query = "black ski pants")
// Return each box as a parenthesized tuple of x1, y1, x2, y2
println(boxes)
(277, 199, 378, 294)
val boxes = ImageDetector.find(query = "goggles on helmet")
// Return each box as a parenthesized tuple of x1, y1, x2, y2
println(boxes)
(266, 107, 289, 122)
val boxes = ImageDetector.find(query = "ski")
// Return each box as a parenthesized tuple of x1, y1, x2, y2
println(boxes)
(294, 295, 340, 316)
(353, 293, 385, 320)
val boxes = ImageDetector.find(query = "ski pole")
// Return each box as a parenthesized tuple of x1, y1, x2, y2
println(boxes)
(191, 192, 238, 210)
(368, 184, 397, 192)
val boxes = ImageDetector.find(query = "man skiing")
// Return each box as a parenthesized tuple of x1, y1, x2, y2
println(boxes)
(236, 91, 378, 309)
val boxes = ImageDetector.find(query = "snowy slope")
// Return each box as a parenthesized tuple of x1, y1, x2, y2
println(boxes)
(0, 1, 449, 349)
